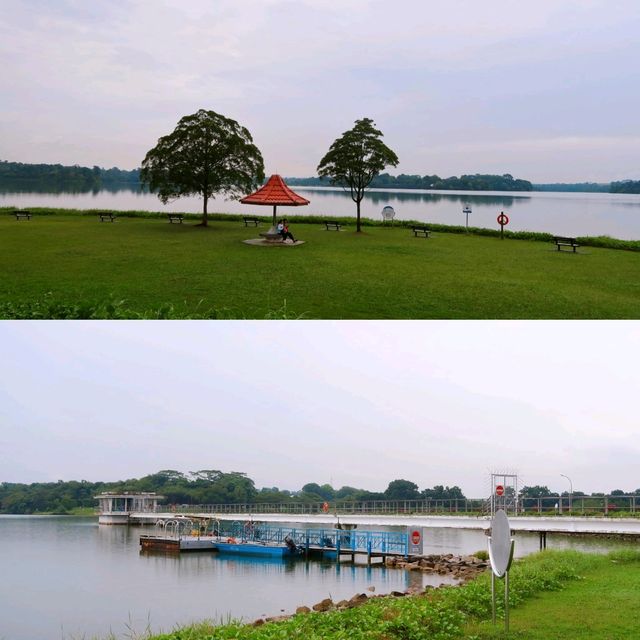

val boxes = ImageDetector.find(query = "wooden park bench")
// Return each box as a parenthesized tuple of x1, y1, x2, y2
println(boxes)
(411, 225, 431, 238)
(324, 221, 342, 231)
(243, 216, 261, 227)
(14, 210, 32, 220)
(554, 237, 579, 252)
(167, 214, 184, 224)
(98, 212, 116, 222)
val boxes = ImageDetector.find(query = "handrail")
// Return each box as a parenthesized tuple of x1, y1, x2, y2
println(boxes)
(162, 495, 637, 517)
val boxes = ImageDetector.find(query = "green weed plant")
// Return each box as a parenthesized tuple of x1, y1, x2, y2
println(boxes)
(146, 551, 595, 640)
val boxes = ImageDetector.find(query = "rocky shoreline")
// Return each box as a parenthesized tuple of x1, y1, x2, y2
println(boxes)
(384, 552, 489, 581)
(253, 553, 489, 625)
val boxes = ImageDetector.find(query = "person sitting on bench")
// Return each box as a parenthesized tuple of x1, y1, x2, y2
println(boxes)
(279, 219, 296, 243)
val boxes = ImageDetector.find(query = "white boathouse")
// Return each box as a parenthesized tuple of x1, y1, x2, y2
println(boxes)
(95, 492, 164, 524)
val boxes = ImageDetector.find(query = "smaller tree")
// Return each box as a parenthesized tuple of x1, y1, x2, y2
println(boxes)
(141, 109, 264, 226)
(422, 485, 466, 501)
(519, 485, 553, 498)
(317, 118, 399, 232)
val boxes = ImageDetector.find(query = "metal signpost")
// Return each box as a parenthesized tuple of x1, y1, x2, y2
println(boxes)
(463, 205, 471, 230)
(490, 472, 519, 517)
(497, 211, 509, 239)
(488, 509, 515, 632)
(407, 526, 424, 555)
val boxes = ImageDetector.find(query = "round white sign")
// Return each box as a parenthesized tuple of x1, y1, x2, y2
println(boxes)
(488, 509, 514, 578)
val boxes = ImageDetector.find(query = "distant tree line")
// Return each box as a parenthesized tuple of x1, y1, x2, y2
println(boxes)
(3, 470, 639, 515)
(288, 173, 533, 191)
(0, 470, 466, 514)
(4, 159, 640, 195)
(0, 160, 140, 190)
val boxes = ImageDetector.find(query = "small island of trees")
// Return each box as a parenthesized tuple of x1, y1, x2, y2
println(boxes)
(289, 172, 534, 191)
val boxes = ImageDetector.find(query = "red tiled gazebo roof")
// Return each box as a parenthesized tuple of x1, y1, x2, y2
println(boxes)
(240, 174, 310, 206)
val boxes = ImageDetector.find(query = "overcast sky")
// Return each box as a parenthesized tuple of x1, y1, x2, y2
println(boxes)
(1, 321, 638, 496)
(1, 0, 640, 182)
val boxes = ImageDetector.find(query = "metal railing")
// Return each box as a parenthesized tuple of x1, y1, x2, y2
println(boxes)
(227, 522, 408, 555)
(163, 495, 638, 518)
(169, 499, 484, 516)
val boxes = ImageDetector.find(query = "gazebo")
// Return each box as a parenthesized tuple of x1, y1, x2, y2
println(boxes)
(240, 174, 310, 243)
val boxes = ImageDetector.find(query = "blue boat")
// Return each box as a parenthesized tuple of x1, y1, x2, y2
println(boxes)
(212, 538, 296, 558)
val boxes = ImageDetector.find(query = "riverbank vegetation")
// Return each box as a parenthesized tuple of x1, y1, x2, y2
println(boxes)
(1, 210, 640, 320)
(126, 550, 640, 640)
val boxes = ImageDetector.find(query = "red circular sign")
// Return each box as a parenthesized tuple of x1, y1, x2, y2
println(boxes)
(496, 485, 505, 496)
(411, 530, 421, 545)
(497, 213, 510, 226)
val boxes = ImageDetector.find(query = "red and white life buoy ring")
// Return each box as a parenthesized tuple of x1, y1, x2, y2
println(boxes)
(322, 501, 330, 513)
(497, 213, 509, 226)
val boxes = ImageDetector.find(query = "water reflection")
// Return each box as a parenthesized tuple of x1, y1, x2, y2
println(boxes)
(301, 187, 521, 208)
(3, 187, 639, 237)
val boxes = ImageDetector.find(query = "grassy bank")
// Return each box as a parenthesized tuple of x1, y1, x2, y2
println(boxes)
(467, 549, 640, 639)
(133, 550, 639, 640)
(2, 210, 640, 318)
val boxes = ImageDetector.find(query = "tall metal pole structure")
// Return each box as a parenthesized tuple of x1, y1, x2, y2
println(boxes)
(560, 474, 573, 513)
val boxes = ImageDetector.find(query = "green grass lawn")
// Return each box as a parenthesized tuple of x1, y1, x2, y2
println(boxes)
(2, 212, 640, 318)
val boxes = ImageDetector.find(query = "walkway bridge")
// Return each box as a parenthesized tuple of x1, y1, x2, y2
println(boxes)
(97, 493, 640, 548)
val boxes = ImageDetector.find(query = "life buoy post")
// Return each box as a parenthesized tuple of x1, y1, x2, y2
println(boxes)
(497, 212, 509, 239)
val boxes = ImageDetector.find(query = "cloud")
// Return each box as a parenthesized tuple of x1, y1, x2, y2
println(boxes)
(1, 1, 640, 178)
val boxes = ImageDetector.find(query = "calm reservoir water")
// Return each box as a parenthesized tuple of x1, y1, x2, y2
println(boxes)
(0, 516, 633, 640)
(2, 187, 640, 239)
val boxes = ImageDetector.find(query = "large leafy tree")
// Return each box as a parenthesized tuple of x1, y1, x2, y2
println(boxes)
(141, 109, 265, 226)
(384, 479, 420, 500)
(317, 118, 399, 232)
(301, 482, 335, 500)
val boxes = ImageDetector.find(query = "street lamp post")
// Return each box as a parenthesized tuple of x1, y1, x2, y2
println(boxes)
(560, 474, 573, 514)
